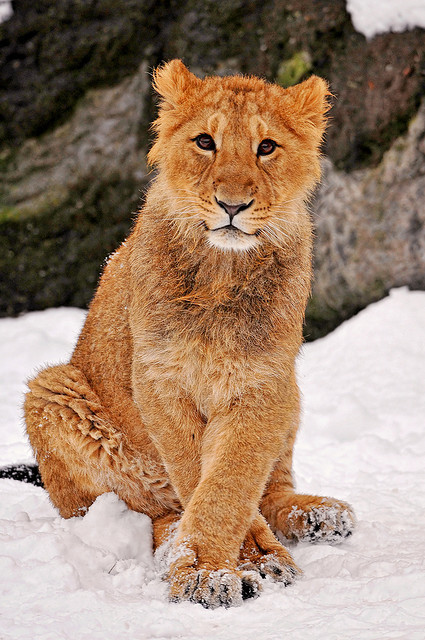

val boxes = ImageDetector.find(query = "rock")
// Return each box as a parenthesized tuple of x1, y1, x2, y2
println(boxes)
(0, 0, 424, 334)
(0, 0, 164, 146)
(307, 101, 425, 339)
(2, 1, 424, 169)
(0, 63, 150, 314)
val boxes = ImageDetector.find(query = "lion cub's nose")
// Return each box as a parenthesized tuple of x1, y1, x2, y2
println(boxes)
(215, 198, 254, 221)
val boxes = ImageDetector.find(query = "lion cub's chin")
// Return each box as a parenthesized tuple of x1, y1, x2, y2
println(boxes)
(206, 228, 260, 252)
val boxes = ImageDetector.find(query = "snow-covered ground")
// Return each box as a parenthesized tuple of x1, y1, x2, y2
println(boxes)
(1, 287, 424, 639)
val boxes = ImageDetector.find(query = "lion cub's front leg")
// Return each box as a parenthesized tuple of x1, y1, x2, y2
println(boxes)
(162, 392, 302, 608)
(137, 376, 297, 607)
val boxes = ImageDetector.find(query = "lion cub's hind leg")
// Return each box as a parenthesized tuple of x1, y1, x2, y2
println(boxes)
(263, 492, 356, 544)
(25, 363, 161, 519)
(239, 514, 300, 585)
(283, 495, 356, 544)
(37, 452, 98, 518)
(25, 364, 111, 518)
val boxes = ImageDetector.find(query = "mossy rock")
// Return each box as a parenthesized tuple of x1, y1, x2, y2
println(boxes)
(2, 1, 424, 170)
(1, 0, 424, 330)
(0, 176, 140, 315)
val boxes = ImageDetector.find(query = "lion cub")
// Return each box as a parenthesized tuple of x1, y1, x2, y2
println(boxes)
(25, 60, 355, 608)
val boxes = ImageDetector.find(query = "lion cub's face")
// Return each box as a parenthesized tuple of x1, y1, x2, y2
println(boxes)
(149, 60, 329, 252)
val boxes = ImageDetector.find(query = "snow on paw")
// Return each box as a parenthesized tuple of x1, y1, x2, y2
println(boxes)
(239, 553, 300, 585)
(285, 499, 356, 544)
(239, 515, 301, 585)
(258, 554, 300, 584)
(169, 566, 261, 608)
(158, 536, 262, 608)
(240, 570, 262, 600)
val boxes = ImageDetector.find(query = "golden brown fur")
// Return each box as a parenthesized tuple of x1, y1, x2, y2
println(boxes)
(25, 60, 355, 608)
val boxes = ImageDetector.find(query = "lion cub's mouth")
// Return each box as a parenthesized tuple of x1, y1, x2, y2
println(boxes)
(217, 224, 254, 234)
(205, 223, 260, 251)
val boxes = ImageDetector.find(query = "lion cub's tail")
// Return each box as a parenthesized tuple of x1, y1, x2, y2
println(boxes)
(0, 463, 43, 487)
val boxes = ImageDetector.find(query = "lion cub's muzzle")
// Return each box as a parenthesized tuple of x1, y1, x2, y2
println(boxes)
(212, 197, 254, 232)
(205, 196, 260, 250)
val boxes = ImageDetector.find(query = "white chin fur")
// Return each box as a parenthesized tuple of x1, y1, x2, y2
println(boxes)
(206, 229, 259, 252)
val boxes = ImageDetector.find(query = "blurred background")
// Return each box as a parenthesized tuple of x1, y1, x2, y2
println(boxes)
(0, 0, 424, 339)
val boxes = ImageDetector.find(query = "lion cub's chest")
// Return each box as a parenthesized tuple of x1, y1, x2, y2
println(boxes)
(138, 303, 274, 412)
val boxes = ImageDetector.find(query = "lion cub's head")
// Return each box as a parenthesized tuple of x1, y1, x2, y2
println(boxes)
(148, 60, 329, 252)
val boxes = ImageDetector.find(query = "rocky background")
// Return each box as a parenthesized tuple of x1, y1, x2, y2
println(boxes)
(1, 0, 424, 338)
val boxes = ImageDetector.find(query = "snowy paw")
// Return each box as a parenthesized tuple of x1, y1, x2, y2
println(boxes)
(284, 499, 356, 544)
(239, 553, 300, 586)
(155, 534, 261, 608)
(239, 514, 301, 584)
(169, 566, 261, 608)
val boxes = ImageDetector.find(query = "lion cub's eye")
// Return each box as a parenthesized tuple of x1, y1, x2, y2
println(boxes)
(194, 134, 216, 151)
(257, 139, 277, 156)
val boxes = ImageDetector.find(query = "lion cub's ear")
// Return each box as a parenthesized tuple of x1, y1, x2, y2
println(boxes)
(152, 59, 201, 110)
(285, 75, 331, 133)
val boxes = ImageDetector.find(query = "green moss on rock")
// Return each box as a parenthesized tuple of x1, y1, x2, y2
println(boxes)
(0, 175, 140, 316)
(276, 51, 312, 87)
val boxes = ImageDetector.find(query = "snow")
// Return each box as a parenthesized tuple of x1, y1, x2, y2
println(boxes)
(1, 288, 425, 639)
(346, 0, 425, 39)
(0, 1, 12, 24)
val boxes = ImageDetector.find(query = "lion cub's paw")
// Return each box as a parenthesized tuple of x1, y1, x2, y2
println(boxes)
(239, 554, 299, 586)
(155, 534, 261, 608)
(282, 497, 356, 544)
(169, 565, 261, 608)
(239, 518, 301, 586)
